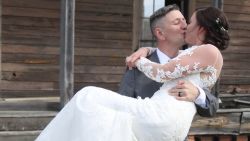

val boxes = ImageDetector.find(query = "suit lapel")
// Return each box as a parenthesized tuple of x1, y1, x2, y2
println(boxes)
(147, 50, 160, 63)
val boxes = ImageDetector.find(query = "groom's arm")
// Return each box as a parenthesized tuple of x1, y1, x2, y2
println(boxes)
(195, 88, 219, 117)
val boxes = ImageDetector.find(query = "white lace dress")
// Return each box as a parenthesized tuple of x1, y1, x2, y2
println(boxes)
(36, 44, 222, 141)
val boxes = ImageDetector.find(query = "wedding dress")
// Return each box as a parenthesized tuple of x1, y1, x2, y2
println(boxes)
(36, 44, 222, 141)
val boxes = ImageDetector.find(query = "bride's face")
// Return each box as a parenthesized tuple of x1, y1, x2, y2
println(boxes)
(185, 12, 204, 46)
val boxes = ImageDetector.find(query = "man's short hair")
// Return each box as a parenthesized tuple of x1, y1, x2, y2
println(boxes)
(150, 4, 180, 36)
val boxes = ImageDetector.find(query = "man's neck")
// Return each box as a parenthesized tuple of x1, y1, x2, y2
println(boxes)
(157, 43, 180, 59)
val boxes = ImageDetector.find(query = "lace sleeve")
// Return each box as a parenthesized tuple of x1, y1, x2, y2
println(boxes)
(143, 47, 157, 56)
(135, 44, 223, 87)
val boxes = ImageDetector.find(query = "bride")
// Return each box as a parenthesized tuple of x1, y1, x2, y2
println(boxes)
(36, 6, 229, 141)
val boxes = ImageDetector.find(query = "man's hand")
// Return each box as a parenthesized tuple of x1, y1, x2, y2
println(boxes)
(125, 47, 150, 70)
(169, 80, 199, 102)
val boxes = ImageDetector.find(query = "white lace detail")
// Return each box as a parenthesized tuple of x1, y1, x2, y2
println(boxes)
(174, 46, 198, 61)
(136, 45, 220, 88)
(201, 66, 217, 87)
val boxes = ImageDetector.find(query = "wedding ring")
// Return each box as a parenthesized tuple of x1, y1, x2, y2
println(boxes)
(178, 92, 183, 97)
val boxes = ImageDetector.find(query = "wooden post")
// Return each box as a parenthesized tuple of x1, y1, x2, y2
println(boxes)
(132, 0, 142, 52)
(213, 0, 223, 9)
(59, 0, 75, 107)
(0, 0, 2, 82)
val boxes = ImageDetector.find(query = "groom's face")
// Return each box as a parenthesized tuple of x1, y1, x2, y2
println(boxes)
(158, 10, 187, 46)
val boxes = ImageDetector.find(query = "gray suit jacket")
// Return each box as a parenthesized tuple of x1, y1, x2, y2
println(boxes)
(118, 51, 219, 117)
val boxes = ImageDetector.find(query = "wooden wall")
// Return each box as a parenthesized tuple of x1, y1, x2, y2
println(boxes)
(221, 0, 250, 94)
(0, 0, 133, 101)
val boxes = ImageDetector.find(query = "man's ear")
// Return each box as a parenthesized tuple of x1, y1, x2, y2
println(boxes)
(154, 27, 165, 40)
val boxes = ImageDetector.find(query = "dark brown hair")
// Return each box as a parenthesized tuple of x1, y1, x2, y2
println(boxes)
(195, 7, 230, 50)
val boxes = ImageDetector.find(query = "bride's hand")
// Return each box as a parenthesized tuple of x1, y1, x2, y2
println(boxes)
(126, 47, 150, 70)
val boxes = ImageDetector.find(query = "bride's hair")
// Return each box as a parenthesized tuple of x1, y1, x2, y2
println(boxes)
(195, 7, 230, 50)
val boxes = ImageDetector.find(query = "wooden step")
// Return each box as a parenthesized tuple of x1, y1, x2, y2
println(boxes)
(0, 97, 60, 111)
(0, 130, 41, 141)
(0, 111, 57, 131)
(0, 111, 57, 141)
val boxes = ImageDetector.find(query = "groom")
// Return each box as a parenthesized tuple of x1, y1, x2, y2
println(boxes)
(119, 4, 218, 118)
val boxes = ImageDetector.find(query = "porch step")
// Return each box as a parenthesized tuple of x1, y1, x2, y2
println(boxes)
(0, 97, 60, 111)
(0, 130, 41, 141)
(0, 111, 57, 141)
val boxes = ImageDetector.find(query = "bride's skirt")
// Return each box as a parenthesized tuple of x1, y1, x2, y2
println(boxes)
(36, 86, 196, 141)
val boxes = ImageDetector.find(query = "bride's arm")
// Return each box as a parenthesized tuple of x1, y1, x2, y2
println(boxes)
(126, 47, 156, 68)
(135, 44, 223, 87)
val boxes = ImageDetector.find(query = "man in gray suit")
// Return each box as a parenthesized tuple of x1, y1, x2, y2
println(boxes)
(119, 5, 218, 117)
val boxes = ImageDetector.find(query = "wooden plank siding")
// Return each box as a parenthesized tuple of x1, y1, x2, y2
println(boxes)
(221, 0, 250, 94)
(0, 0, 133, 101)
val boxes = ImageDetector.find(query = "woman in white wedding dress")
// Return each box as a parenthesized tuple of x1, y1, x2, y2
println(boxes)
(36, 6, 230, 141)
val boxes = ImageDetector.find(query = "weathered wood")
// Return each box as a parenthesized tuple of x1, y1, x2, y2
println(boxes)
(2, 0, 60, 9)
(2, 63, 125, 74)
(0, 130, 40, 141)
(2, 54, 126, 66)
(2, 7, 60, 18)
(60, 0, 75, 106)
(220, 85, 250, 94)
(220, 78, 250, 85)
(221, 69, 250, 77)
(223, 46, 250, 54)
(2, 25, 132, 40)
(0, 97, 59, 111)
(223, 53, 250, 62)
(223, 62, 250, 69)
(0, 90, 59, 98)
(2, 16, 59, 27)
(236, 135, 248, 141)
(0, 111, 56, 132)
(190, 113, 241, 135)
(1, 71, 123, 83)
(2, 16, 131, 32)
(226, 13, 250, 22)
(224, 0, 250, 6)
(217, 108, 250, 113)
(224, 5, 250, 14)
(2, 36, 131, 49)
(76, 2, 132, 14)
(0, 0, 2, 82)
(218, 135, 232, 141)
(229, 21, 250, 30)
(230, 30, 250, 38)
(76, 0, 133, 5)
(2, 7, 132, 23)
(2, 45, 131, 57)
(0, 80, 57, 91)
